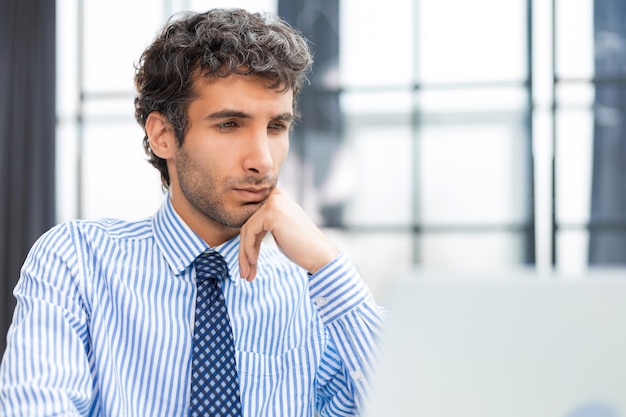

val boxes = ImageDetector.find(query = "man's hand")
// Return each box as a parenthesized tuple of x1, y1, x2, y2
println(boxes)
(238, 188, 340, 281)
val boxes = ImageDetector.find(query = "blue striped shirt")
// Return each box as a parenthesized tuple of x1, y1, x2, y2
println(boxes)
(0, 196, 384, 416)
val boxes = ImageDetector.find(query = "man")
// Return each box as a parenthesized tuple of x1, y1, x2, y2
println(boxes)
(0, 7, 384, 417)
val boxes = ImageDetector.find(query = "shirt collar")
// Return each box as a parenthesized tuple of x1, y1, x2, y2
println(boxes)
(152, 194, 241, 282)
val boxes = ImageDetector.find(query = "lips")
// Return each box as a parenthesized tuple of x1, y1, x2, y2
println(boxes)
(233, 187, 271, 203)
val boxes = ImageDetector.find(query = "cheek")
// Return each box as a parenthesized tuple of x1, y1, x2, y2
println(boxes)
(187, 140, 225, 172)
(271, 139, 290, 167)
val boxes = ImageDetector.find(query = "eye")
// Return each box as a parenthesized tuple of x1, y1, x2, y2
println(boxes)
(217, 121, 239, 130)
(268, 122, 288, 132)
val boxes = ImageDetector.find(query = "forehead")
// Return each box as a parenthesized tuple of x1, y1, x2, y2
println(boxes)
(189, 74, 294, 113)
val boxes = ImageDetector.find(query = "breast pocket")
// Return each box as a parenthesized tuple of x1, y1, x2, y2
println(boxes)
(236, 343, 322, 417)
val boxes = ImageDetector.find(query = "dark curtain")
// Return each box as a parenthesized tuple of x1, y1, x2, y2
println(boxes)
(0, 0, 56, 354)
(589, 0, 626, 263)
(278, 0, 344, 226)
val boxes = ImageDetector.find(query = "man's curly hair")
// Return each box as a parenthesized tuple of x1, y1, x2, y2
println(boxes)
(134, 8, 313, 187)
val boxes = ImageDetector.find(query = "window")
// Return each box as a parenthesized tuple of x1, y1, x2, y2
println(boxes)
(57, 0, 621, 295)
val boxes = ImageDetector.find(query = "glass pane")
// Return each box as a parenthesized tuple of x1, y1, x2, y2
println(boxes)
(339, 92, 413, 226)
(555, 100, 594, 225)
(83, 1, 166, 92)
(587, 229, 626, 266)
(323, 230, 414, 301)
(586, 84, 626, 224)
(56, 121, 79, 222)
(419, 116, 530, 225)
(555, 0, 593, 79)
(419, 87, 527, 113)
(594, 14, 626, 78)
(342, 125, 413, 226)
(340, 0, 413, 87)
(83, 95, 135, 121)
(556, 229, 589, 274)
(418, 0, 527, 83)
(57, 0, 79, 118)
(419, 231, 528, 269)
(82, 121, 165, 221)
(84, 0, 279, 93)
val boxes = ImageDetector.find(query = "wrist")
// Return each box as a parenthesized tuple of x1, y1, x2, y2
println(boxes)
(306, 242, 340, 274)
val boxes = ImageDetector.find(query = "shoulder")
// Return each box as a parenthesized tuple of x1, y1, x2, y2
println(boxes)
(66, 217, 153, 243)
(29, 217, 153, 258)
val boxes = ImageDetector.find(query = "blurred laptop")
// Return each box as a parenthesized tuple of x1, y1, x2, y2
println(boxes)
(364, 269, 626, 417)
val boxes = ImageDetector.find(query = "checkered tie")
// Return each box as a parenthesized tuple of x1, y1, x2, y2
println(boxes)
(189, 250, 242, 416)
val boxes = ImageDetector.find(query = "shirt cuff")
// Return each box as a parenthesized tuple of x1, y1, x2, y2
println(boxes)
(308, 252, 371, 324)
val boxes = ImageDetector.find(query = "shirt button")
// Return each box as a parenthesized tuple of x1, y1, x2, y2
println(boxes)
(351, 370, 364, 381)
(313, 296, 328, 307)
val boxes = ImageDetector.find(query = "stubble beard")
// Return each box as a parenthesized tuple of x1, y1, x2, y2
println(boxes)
(175, 149, 277, 229)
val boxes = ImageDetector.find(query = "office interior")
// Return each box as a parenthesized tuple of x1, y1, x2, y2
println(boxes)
(1, 0, 625, 368)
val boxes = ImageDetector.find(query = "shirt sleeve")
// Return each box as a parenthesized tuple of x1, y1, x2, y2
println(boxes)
(308, 252, 386, 416)
(0, 223, 93, 416)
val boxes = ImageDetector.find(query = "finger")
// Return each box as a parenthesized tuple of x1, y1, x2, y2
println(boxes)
(238, 238, 251, 280)
(244, 232, 266, 281)
(238, 219, 268, 281)
(246, 263, 258, 282)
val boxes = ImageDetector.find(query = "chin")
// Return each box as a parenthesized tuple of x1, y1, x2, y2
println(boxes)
(218, 207, 259, 229)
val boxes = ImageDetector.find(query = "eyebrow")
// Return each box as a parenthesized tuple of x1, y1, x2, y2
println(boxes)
(205, 109, 294, 122)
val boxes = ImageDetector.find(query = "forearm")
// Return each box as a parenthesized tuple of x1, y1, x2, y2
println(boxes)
(309, 253, 386, 410)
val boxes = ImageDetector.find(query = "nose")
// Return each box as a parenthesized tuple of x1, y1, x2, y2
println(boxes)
(243, 130, 273, 175)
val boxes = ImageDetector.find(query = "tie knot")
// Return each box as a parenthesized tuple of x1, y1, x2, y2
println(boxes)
(194, 251, 228, 282)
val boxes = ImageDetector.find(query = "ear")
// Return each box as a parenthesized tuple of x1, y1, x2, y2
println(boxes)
(146, 112, 177, 159)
